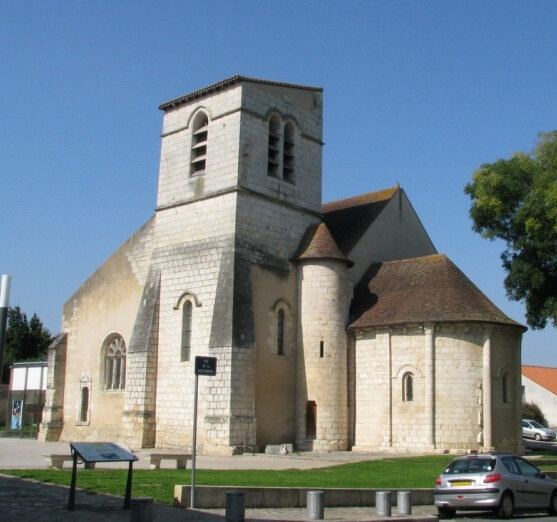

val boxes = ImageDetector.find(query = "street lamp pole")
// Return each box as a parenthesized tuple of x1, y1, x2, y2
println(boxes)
(0, 275, 12, 382)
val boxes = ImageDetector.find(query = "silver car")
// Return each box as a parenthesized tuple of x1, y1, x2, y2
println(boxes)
(522, 419, 556, 441)
(434, 453, 557, 518)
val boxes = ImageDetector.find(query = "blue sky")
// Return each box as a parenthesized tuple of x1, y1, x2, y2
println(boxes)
(1, 1, 556, 365)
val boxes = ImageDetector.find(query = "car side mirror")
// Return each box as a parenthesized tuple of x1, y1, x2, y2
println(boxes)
(539, 472, 546, 478)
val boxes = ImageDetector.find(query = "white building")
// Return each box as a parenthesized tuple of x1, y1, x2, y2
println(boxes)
(522, 365, 557, 428)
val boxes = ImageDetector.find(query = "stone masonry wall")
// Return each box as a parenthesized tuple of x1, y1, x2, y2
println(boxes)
(297, 259, 352, 451)
(352, 323, 521, 453)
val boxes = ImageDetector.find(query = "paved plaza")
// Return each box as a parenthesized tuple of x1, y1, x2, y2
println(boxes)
(0, 438, 438, 521)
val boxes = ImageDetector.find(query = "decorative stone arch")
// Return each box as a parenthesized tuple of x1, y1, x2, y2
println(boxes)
(186, 105, 213, 128)
(173, 291, 202, 310)
(395, 364, 423, 380)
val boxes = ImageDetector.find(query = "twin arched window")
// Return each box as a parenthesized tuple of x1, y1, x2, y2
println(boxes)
(103, 335, 126, 390)
(268, 115, 296, 183)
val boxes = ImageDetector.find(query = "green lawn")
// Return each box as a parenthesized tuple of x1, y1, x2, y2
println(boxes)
(2, 455, 453, 505)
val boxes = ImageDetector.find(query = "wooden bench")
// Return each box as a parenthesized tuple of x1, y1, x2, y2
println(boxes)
(44, 454, 96, 469)
(145, 453, 191, 470)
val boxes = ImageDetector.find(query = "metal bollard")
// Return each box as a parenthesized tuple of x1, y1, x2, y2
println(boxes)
(129, 497, 154, 522)
(375, 491, 391, 517)
(397, 490, 412, 515)
(307, 490, 324, 520)
(225, 490, 245, 522)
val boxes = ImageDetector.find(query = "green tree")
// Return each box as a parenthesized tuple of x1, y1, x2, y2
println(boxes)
(2, 306, 53, 383)
(522, 401, 548, 427)
(465, 131, 557, 329)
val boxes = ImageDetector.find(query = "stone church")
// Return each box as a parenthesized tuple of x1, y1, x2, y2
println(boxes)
(39, 76, 526, 455)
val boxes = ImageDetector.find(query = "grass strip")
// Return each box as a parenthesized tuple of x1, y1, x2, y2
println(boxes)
(2, 455, 452, 505)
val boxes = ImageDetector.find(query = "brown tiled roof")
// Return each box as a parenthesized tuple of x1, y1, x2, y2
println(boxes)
(295, 223, 353, 266)
(349, 254, 525, 330)
(159, 75, 322, 111)
(322, 187, 399, 254)
(522, 365, 557, 396)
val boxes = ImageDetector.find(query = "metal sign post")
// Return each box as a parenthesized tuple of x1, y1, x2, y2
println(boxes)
(191, 356, 216, 509)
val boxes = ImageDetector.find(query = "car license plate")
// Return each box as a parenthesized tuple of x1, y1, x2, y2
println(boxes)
(450, 481, 473, 487)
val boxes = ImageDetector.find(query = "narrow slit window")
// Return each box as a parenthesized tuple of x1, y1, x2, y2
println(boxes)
(181, 300, 192, 362)
(402, 372, 414, 402)
(319, 340, 324, 358)
(80, 387, 89, 423)
(502, 373, 510, 403)
(276, 308, 285, 356)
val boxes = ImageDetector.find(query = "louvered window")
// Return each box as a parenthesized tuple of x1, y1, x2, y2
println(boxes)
(267, 115, 280, 178)
(282, 122, 295, 183)
(191, 112, 208, 176)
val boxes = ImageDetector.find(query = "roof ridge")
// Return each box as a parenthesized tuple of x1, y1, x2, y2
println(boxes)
(322, 186, 399, 213)
(159, 75, 322, 111)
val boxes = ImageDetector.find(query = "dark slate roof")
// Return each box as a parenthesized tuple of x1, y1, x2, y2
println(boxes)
(322, 187, 399, 255)
(159, 75, 323, 111)
(349, 254, 525, 330)
(295, 223, 353, 266)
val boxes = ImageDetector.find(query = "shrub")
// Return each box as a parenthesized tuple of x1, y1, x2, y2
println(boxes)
(522, 401, 548, 426)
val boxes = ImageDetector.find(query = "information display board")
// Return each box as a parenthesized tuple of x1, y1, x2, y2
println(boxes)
(68, 442, 138, 511)
(70, 442, 137, 463)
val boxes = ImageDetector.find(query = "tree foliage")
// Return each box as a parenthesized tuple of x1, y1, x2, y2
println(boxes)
(2, 306, 53, 383)
(465, 131, 557, 329)
(522, 401, 548, 427)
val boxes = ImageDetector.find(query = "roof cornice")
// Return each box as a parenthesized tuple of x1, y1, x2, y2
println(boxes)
(159, 75, 323, 111)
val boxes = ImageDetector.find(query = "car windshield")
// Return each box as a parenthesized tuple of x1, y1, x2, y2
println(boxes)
(529, 420, 544, 428)
(443, 457, 496, 474)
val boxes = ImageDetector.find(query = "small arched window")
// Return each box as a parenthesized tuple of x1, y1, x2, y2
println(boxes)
(181, 300, 193, 362)
(402, 372, 414, 402)
(191, 112, 208, 176)
(104, 335, 126, 390)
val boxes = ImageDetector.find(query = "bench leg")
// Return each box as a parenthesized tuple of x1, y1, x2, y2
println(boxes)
(150, 458, 161, 470)
(176, 459, 187, 470)
(51, 458, 65, 469)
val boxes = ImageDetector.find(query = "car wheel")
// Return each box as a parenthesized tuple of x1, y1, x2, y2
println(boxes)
(437, 506, 456, 519)
(549, 491, 557, 516)
(535, 433, 541, 441)
(496, 492, 514, 519)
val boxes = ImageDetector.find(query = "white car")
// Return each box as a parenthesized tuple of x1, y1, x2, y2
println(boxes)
(522, 419, 556, 441)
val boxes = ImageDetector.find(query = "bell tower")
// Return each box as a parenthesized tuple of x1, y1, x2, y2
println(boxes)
(151, 77, 325, 453)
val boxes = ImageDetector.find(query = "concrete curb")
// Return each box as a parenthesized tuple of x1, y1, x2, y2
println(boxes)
(174, 485, 434, 508)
